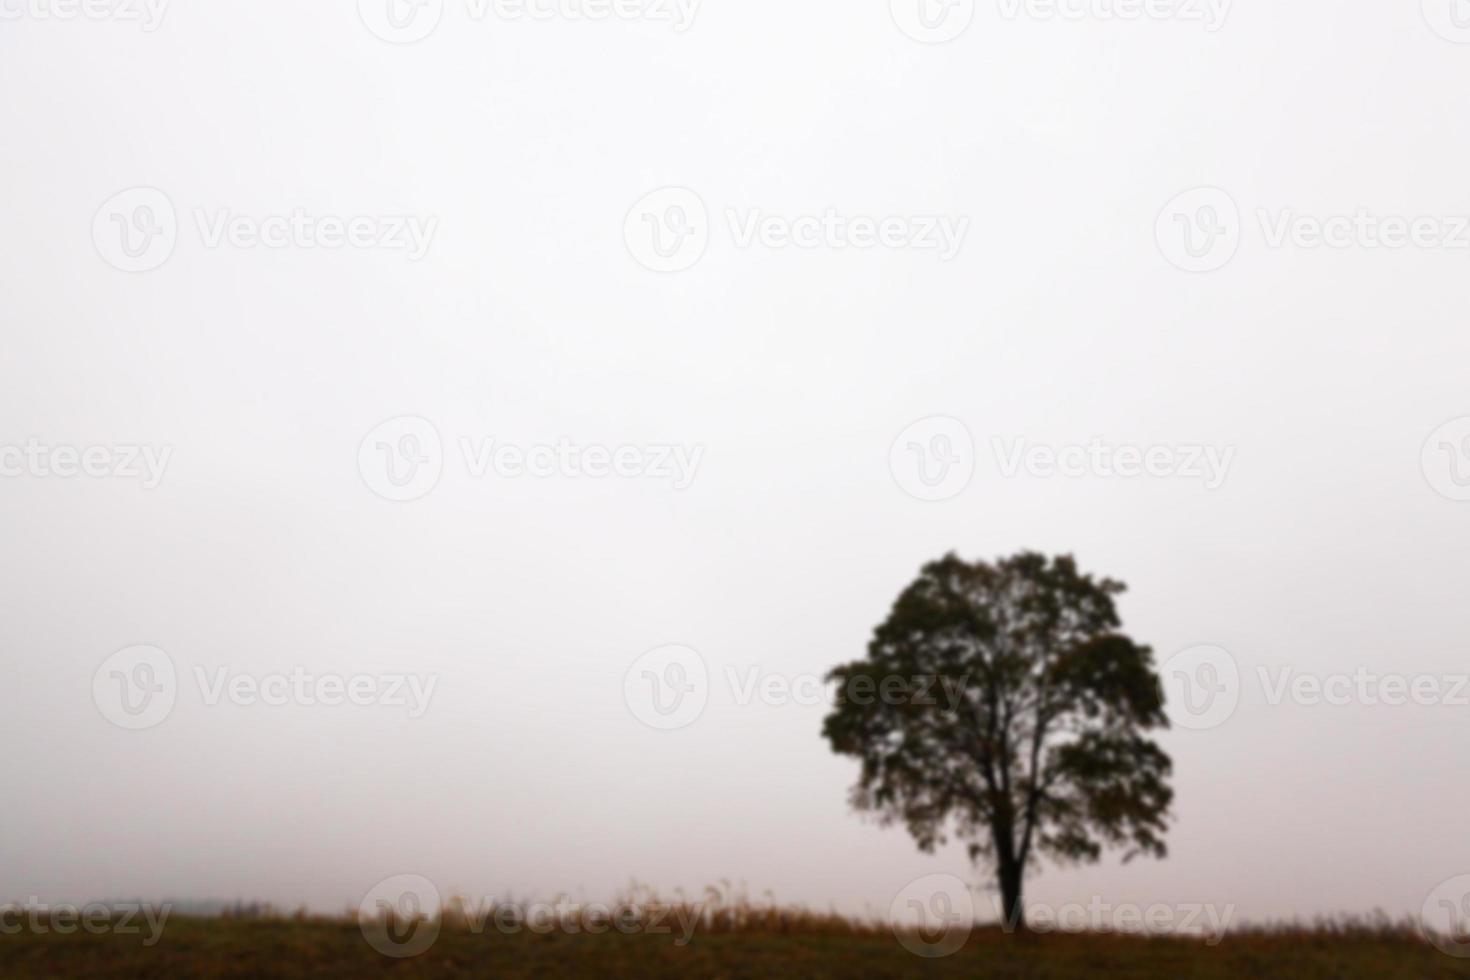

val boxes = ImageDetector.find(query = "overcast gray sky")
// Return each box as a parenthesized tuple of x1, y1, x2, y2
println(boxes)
(2, 0, 1469, 927)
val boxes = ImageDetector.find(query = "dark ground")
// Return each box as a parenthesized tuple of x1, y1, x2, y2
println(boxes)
(3, 916, 1468, 978)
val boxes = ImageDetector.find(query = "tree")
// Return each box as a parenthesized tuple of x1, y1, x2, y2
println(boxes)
(821, 552, 1173, 931)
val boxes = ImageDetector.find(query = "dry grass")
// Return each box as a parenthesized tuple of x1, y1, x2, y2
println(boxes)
(3, 885, 1467, 978)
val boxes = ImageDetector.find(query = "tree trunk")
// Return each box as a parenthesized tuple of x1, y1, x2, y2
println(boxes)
(998, 860, 1024, 933)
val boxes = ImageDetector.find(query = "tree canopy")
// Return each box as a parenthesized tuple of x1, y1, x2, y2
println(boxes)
(822, 551, 1173, 928)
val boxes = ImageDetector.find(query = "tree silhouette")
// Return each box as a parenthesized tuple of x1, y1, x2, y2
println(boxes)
(822, 552, 1173, 931)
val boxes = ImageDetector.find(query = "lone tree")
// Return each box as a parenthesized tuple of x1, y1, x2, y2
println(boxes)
(822, 552, 1173, 930)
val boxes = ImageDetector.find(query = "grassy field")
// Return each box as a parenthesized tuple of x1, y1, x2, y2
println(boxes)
(3, 914, 1468, 978)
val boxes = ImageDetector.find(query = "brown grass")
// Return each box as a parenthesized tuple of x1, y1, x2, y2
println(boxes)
(3, 884, 1467, 979)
